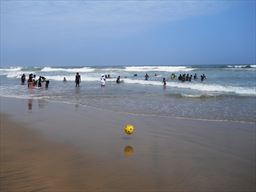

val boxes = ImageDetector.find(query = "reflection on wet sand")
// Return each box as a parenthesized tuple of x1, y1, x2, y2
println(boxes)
(38, 99, 47, 109)
(75, 87, 80, 95)
(28, 99, 48, 111)
(28, 99, 33, 111)
(75, 103, 79, 110)
(75, 87, 80, 110)
(124, 145, 134, 157)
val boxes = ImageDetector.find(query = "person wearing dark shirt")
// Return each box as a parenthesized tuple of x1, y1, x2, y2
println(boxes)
(75, 72, 81, 87)
(145, 73, 149, 80)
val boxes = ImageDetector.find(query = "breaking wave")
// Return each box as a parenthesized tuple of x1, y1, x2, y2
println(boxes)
(227, 64, 256, 69)
(41, 67, 95, 72)
(124, 66, 194, 72)
(0, 67, 23, 72)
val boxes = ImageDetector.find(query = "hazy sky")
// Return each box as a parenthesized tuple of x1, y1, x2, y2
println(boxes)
(1, 0, 255, 66)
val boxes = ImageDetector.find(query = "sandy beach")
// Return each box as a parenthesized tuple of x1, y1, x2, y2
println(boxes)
(0, 97, 255, 191)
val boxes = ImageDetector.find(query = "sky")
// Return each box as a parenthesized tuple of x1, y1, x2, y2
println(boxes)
(0, 0, 255, 67)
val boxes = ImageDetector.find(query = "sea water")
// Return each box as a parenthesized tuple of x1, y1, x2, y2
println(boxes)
(0, 65, 255, 122)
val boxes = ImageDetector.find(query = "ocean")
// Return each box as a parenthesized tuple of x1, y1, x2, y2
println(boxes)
(0, 64, 255, 122)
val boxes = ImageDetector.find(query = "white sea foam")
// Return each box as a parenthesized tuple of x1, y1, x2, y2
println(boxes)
(124, 78, 163, 86)
(227, 65, 256, 68)
(5, 71, 35, 78)
(0, 67, 22, 71)
(180, 94, 206, 98)
(124, 66, 194, 72)
(0, 67, 22, 73)
(0, 93, 51, 100)
(100, 68, 123, 71)
(42, 75, 98, 81)
(41, 67, 95, 72)
(6, 72, 21, 78)
(169, 82, 256, 96)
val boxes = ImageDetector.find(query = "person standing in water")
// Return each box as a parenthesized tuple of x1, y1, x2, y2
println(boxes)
(75, 72, 81, 87)
(101, 75, 106, 87)
(116, 76, 121, 84)
(162, 78, 167, 87)
(21, 74, 26, 84)
(145, 73, 149, 80)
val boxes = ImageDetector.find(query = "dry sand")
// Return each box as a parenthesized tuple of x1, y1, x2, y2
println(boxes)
(0, 97, 255, 191)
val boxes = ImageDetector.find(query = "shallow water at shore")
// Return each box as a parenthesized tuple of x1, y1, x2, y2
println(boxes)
(1, 65, 256, 122)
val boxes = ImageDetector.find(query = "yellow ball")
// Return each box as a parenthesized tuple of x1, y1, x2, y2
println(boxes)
(124, 124, 135, 135)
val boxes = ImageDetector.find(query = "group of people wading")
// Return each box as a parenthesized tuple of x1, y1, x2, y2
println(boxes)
(177, 73, 207, 82)
(21, 73, 50, 88)
(73, 72, 207, 88)
(21, 71, 207, 89)
(144, 72, 207, 87)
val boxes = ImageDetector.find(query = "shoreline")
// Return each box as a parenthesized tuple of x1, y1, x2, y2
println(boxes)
(1, 95, 255, 124)
(0, 97, 255, 191)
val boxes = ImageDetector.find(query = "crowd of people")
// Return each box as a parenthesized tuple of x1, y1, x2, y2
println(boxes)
(21, 72, 207, 88)
(144, 72, 207, 87)
(21, 73, 50, 88)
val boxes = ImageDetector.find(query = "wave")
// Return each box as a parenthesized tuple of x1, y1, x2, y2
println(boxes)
(0, 92, 54, 100)
(41, 67, 95, 72)
(180, 93, 226, 98)
(124, 78, 162, 86)
(227, 64, 256, 69)
(172, 82, 255, 95)
(170, 82, 256, 96)
(124, 66, 194, 72)
(100, 67, 124, 71)
(123, 78, 256, 96)
(0, 66, 44, 76)
(5, 71, 35, 78)
(166, 93, 224, 99)
(0, 67, 23, 72)
(43, 75, 100, 82)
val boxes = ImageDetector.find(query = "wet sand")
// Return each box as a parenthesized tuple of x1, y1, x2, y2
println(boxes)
(0, 97, 255, 191)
